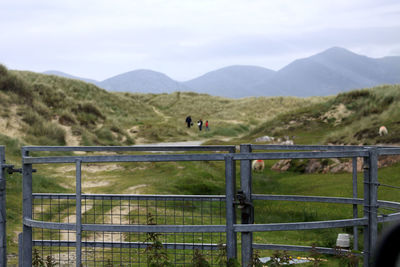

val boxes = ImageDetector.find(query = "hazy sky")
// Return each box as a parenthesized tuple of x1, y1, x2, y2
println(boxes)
(1, 0, 400, 81)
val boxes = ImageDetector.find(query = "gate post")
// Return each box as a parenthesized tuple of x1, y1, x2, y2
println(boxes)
(22, 148, 33, 266)
(240, 144, 253, 267)
(75, 160, 82, 267)
(225, 155, 237, 261)
(352, 157, 358, 251)
(0, 146, 6, 266)
(362, 148, 379, 267)
(369, 148, 379, 264)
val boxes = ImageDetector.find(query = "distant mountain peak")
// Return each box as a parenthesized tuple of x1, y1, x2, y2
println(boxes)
(315, 46, 362, 59)
(43, 47, 400, 98)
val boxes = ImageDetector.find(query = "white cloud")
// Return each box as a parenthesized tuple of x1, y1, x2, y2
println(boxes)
(0, 0, 399, 80)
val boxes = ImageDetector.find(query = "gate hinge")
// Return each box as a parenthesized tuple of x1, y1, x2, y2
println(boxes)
(2, 164, 21, 174)
(2, 164, 36, 174)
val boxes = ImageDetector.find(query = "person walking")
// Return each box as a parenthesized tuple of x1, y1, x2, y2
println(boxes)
(205, 120, 209, 131)
(197, 119, 203, 131)
(185, 116, 192, 128)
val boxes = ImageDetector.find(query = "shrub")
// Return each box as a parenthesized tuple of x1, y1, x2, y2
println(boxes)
(21, 109, 42, 125)
(28, 121, 66, 145)
(0, 64, 32, 100)
(59, 112, 76, 126)
(72, 102, 105, 127)
(32, 82, 67, 109)
(191, 249, 210, 267)
(72, 102, 105, 119)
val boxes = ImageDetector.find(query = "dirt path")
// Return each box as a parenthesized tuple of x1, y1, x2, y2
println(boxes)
(152, 106, 171, 122)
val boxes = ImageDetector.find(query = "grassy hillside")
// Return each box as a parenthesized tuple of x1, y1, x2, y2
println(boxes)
(243, 84, 400, 145)
(0, 64, 324, 150)
(2, 64, 400, 265)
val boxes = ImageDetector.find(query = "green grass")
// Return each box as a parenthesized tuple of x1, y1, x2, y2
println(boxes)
(2, 64, 400, 266)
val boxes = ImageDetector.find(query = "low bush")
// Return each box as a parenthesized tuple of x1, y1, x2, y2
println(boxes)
(27, 121, 66, 145)
(0, 64, 32, 101)
(59, 112, 76, 126)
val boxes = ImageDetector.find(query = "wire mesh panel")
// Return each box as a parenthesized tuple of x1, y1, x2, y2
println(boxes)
(32, 194, 227, 266)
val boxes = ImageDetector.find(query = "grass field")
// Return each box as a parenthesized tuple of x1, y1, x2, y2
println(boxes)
(2, 65, 400, 265)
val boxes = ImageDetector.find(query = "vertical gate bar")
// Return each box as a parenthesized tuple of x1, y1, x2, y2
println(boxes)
(225, 155, 237, 261)
(369, 148, 378, 262)
(352, 157, 358, 251)
(362, 153, 371, 267)
(240, 144, 253, 267)
(22, 148, 33, 266)
(0, 146, 6, 266)
(76, 160, 82, 267)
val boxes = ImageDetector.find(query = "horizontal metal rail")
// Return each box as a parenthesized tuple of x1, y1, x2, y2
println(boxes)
(377, 147, 400, 156)
(252, 244, 358, 256)
(23, 145, 236, 153)
(378, 212, 400, 222)
(24, 153, 229, 164)
(233, 151, 369, 160)
(24, 150, 371, 164)
(33, 240, 222, 250)
(252, 195, 365, 205)
(250, 144, 370, 151)
(234, 218, 367, 232)
(32, 193, 226, 201)
(24, 219, 227, 233)
(25, 217, 370, 233)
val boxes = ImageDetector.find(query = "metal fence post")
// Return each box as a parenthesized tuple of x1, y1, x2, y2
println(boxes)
(240, 144, 253, 266)
(22, 148, 33, 266)
(363, 148, 379, 267)
(362, 154, 370, 267)
(76, 160, 82, 267)
(0, 146, 6, 266)
(352, 157, 358, 252)
(225, 155, 237, 261)
(369, 148, 379, 264)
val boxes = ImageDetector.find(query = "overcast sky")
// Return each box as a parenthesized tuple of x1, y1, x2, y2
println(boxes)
(1, 0, 400, 81)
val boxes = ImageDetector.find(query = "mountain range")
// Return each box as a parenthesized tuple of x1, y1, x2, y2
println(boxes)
(44, 47, 400, 98)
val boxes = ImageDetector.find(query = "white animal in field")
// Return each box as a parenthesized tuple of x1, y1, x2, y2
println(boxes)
(252, 160, 265, 172)
(379, 126, 388, 136)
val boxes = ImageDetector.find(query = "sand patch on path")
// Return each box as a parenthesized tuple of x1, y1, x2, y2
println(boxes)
(125, 184, 147, 194)
(0, 105, 22, 138)
(56, 163, 124, 174)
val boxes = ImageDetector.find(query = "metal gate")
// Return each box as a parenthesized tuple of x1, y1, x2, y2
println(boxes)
(237, 144, 400, 267)
(21, 145, 237, 266)
(17, 144, 400, 266)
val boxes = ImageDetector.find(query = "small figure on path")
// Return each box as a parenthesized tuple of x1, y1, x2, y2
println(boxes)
(185, 116, 192, 128)
(197, 119, 203, 131)
(205, 120, 209, 131)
